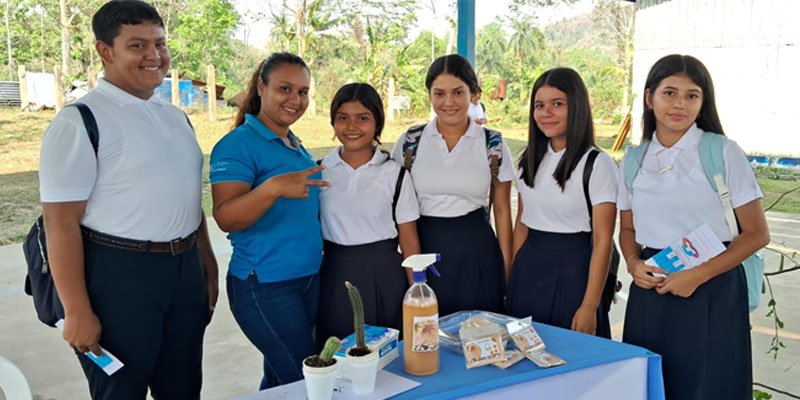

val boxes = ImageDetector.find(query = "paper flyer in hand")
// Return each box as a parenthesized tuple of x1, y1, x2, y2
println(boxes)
(646, 223, 726, 278)
(55, 319, 124, 375)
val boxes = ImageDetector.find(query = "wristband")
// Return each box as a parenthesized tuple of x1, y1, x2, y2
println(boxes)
(625, 254, 639, 264)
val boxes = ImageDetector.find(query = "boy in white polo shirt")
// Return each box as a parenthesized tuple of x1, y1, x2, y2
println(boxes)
(38, 2, 218, 398)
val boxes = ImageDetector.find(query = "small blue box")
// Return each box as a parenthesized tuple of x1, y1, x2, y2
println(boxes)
(334, 325, 399, 377)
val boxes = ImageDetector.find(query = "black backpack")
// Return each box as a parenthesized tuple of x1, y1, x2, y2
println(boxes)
(583, 149, 622, 314)
(23, 103, 98, 327)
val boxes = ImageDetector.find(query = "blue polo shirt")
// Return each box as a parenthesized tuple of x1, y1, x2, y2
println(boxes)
(210, 113, 322, 283)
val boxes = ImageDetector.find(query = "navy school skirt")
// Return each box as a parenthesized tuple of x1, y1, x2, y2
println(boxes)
(623, 247, 752, 400)
(316, 238, 407, 345)
(417, 208, 505, 317)
(506, 229, 611, 338)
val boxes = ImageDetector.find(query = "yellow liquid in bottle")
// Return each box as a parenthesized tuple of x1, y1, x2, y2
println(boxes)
(403, 297, 439, 376)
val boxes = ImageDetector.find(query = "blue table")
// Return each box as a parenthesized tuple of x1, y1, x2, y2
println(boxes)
(385, 322, 665, 400)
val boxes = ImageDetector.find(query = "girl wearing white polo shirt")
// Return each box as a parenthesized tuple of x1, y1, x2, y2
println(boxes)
(316, 83, 421, 342)
(507, 68, 616, 338)
(391, 54, 514, 317)
(619, 54, 769, 399)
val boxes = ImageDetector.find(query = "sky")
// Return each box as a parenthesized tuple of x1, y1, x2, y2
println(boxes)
(231, 0, 593, 48)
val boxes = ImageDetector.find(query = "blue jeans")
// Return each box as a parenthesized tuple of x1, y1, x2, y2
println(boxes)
(227, 272, 319, 390)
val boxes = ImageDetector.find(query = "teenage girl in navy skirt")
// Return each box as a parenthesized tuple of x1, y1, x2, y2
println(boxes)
(391, 55, 514, 317)
(619, 54, 769, 399)
(506, 68, 616, 338)
(316, 83, 421, 343)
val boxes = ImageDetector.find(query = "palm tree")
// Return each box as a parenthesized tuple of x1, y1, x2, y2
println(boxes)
(508, 18, 545, 64)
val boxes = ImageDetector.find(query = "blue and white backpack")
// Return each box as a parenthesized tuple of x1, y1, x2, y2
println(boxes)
(622, 132, 765, 312)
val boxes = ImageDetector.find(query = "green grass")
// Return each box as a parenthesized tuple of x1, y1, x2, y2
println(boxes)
(0, 170, 40, 244)
(0, 107, 797, 244)
(758, 177, 800, 214)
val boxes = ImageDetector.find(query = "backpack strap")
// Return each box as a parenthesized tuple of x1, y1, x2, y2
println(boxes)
(401, 124, 426, 171)
(621, 141, 650, 193)
(698, 132, 727, 192)
(698, 132, 739, 238)
(36, 103, 98, 272)
(483, 127, 503, 168)
(582, 149, 600, 225)
(392, 167, 405, 226)
(582, 148, 621, 305)
(183, 112, 194, 131)
(484, 127, 504, 214)
(68, 103, 99, 157)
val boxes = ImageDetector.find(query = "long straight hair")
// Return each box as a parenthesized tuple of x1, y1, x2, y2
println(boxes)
(234, 52, 308, 128)
(641, 54, 724, 140)
(518, 68, 595, 190)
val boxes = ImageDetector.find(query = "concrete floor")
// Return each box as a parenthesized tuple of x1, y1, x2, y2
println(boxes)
(1, 211, 799, 399)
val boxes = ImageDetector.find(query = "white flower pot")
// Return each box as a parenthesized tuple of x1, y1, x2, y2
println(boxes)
(303, 357, 339, 400)
(346, 348, 379, 394)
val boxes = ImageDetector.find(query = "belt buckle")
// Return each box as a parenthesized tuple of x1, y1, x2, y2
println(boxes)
(169, 238, 181, 256)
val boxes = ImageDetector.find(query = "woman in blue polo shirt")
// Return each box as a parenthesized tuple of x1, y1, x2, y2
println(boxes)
(209, 52, 328, 390)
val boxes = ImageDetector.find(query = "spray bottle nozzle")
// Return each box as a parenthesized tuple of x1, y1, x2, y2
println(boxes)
(402, 253, 442, 282)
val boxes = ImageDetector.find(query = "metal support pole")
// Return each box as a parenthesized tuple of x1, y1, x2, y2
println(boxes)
(456, 0, 475, 66)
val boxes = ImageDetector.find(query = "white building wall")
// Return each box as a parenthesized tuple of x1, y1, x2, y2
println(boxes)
(631, 0, 800, 156)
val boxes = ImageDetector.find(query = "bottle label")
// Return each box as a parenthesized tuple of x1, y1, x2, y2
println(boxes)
(411, 314, 439, 352)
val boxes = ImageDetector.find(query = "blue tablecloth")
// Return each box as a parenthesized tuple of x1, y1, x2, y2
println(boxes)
(385, 322, 665, 400)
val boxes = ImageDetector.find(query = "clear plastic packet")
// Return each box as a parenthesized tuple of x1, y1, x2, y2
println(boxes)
(506, 318, 544, 353)
(492, 349, 525, 369)
(459, 321, 504, 369)
(438, 311, 515, 354)
(525, 350, 567, 368)
(506, 317, 567, 368)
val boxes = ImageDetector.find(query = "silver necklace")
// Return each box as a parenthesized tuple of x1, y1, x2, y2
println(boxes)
(657, 149, 683, 174)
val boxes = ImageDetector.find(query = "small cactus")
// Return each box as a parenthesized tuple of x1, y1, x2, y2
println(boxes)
(319, 336, 341, 363)
(345, 281, 368, 351)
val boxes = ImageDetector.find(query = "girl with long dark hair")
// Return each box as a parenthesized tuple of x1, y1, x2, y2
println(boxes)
(619, 54, 769, 399)
(507, 68, 616, 338)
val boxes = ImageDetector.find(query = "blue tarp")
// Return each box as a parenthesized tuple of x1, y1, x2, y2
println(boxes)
(154, 79, 207, 107)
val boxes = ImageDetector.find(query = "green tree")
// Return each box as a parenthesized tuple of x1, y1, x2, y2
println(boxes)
(475, 22, 507, 77)
(508, 18, 545, 65)
(591, 0, 634, 112)
(170, 0, 239, 87)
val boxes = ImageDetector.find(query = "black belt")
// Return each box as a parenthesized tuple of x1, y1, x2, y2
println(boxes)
(81, 226, 198, 255)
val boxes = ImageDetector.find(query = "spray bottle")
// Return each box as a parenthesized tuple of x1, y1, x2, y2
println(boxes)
(402, 253, 441, 376)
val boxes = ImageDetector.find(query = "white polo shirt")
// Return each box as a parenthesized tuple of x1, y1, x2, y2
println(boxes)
(468, 103, 487, 124)
(617, 124, 763, 248)
(319, 148, 419, 245)
(516, 145, 619, 233)
(390, 118, 515, 217)
(39, 78, 203, 241)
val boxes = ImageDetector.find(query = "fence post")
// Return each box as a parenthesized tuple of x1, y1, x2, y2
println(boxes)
(88, 65, 97, 90)
(54, 65, 64, 112)
(387, 77, 395, 121)
(171, 69, 179, 107)
(307, 75, 317, 118)
(18, 64, 28, 110)
(206, 64, 217, 122)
